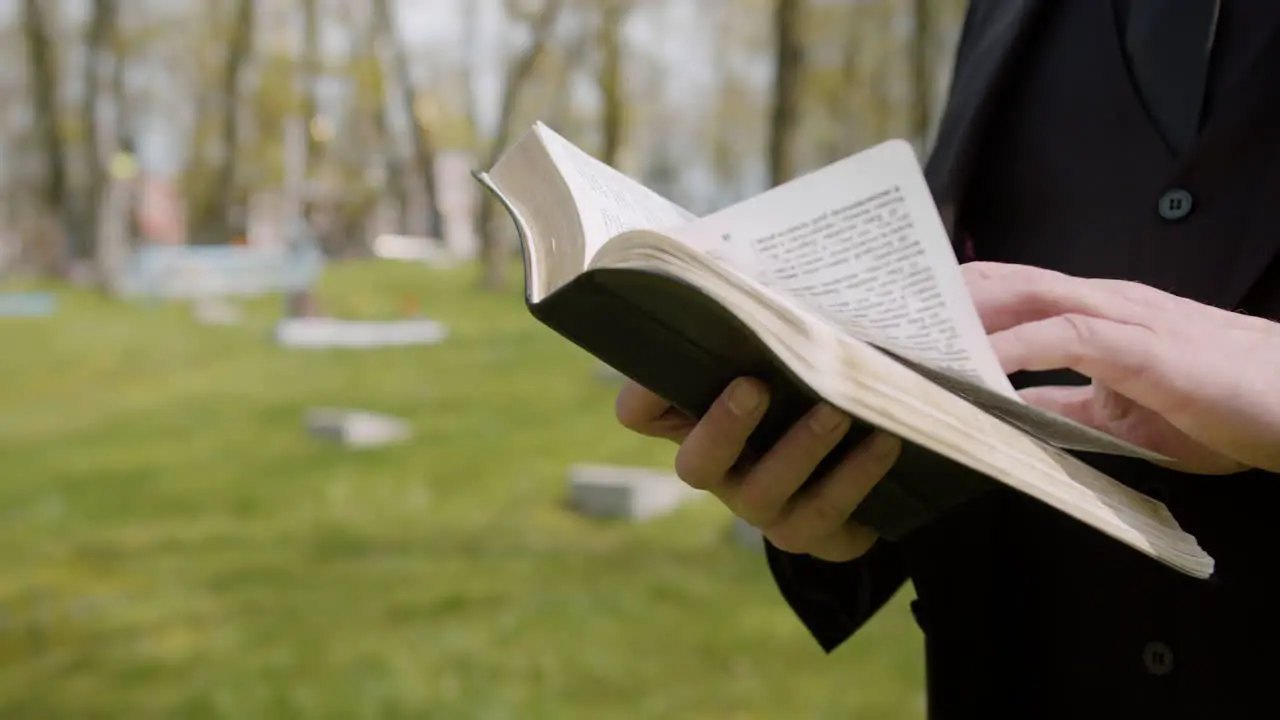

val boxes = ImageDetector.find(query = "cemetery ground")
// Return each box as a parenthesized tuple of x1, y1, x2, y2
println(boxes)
(0, 261, 924, 719)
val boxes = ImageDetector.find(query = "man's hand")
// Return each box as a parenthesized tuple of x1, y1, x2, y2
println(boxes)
(615, 378, 902, 561)
(963, 261, 1280, 474)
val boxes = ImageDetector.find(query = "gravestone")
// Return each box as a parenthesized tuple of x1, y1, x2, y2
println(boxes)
(115, 240, 324, 299)
(305, 408, 412, 449)
(371, 233, 459, 268)
(113, 205, 323, 301)
(274, 317, 449, 350)
(566, 463, 701, 521)
(0, 292, 57, 318)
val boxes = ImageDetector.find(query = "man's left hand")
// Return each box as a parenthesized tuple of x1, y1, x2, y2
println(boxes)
(963, 261, 1280, 475)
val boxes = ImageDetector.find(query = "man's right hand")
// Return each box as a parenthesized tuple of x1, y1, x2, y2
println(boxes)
(614, 376, 902, 562)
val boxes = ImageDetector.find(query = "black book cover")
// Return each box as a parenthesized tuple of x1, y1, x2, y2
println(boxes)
(531, 267, 995, 541)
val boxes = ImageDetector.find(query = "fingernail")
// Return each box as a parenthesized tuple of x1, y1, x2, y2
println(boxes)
(808, 403, 849, 434)
(726, 379, 763, 416)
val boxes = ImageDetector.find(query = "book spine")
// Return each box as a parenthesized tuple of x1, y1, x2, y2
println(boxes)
(532, 269, 990, 541)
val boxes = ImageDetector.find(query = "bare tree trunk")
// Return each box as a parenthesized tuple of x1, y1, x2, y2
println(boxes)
(21, 0, 73, 262)
(300, 0, 324, 167)
(374, 0, 443, 240)
(544, 30, 591, 136)
(82, 0, 120, 277)
(109, 34, 137, 252)
(768, 0, 805, 187)
(461, 0, 483, 150)
(911, 0, 932, 151)
(111, 24, 128, 140)
(182, 1, 224, 234)
(198, 0, 254, 242)
(359, 7, 408, 232)
(478, 0, 565, 291)
(597, 0, 632, 168)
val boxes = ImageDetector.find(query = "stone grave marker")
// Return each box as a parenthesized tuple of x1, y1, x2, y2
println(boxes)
(274, 317, 449, 350)
(305, 408, 412, 449)
(0, 292, 57, 318)
(566, 463, 701, 521)
(113, 227, 324, 300)
(371, 233, 460, 268)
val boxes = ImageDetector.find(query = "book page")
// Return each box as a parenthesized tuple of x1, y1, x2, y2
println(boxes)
(534, 123, 697, 260)
(668, 139, 1016, 396)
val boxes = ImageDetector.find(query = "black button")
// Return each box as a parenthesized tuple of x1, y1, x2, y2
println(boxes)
(1158, 188, 1194, 220)
(1143, 641, 1174, 676)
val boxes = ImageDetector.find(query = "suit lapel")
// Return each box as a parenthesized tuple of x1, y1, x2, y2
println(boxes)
(924, 0, 1050, 252)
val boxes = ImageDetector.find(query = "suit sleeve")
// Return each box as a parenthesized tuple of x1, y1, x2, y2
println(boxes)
(763, 538, 909, 652)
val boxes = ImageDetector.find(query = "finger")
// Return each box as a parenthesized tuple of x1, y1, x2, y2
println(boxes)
(962, 262, 1261, 335)
(1088, 277, 1271, 333)
(958, 260, 1029, 284)
(615, 381, 694, 442)
(729, 402, 853, 527)
(672, 378, 769, 493)
(963, 262, 1151, 334)
(1022, 387, 1247, 475)
(766, 432, 902, 554)
(1018, 384, 1099, 428)
(988, 313, 1156, 390)
(804, 522, 880, 563)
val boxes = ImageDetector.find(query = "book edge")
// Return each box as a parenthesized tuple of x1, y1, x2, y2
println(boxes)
(472, 169, 543, 305)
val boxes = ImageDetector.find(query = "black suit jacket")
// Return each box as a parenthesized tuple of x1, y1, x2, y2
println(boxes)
(765, 1, 1280, 717)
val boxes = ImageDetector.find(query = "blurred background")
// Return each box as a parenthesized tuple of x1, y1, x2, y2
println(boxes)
(0, 0, 968, 717)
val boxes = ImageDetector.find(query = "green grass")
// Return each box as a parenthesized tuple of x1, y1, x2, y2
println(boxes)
(0, 261, 923, 719)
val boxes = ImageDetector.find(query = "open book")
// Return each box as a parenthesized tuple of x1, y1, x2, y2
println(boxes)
(474, 121, 1214, 579)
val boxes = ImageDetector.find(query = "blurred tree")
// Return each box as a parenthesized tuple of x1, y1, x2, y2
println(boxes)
(192, 0, 255, 242)
(768, 0, 805, 187)
(535, 10, 594, 145)
(460, 0, 485, 147)
(698, 0, 771, 206)
(0, 0, 974, 278)
(347, 2, 407, 234)
(373, 0, 444, 241)
(82, 0, 120, 281)
(478, 0, 565, 291)
(911, 0, 932, 149)
(300, 0, 324, 168)
(21, 0, 71, 262)
(596, 0, 637, 169)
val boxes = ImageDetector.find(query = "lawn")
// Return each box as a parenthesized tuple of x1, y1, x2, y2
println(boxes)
(0, 261, 924, 719)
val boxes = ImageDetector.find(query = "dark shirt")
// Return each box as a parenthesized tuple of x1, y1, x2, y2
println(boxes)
(765, 2, 1280, 718)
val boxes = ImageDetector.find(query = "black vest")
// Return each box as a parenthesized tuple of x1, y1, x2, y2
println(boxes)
(903, 2, 1280, 718)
